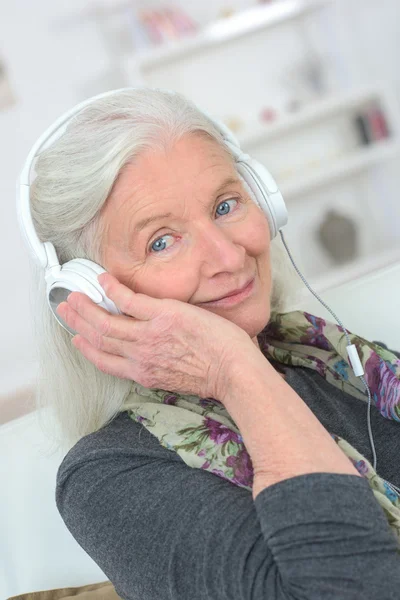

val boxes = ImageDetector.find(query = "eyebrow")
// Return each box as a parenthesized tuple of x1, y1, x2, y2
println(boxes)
(132, 176, 241, 233)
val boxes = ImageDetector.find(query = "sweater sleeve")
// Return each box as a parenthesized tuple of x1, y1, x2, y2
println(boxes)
(56, 416, 400, 600)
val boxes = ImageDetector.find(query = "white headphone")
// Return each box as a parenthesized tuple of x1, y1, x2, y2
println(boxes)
(16, 87, 288, 335)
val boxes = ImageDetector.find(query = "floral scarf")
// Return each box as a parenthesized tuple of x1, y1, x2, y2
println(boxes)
(122, 310, 400, 550)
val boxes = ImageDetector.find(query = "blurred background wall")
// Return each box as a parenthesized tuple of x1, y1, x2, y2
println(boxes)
(1, 0, 400, 418)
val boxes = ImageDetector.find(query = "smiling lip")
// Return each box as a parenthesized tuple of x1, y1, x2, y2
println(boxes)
(198, 277, 255, 307)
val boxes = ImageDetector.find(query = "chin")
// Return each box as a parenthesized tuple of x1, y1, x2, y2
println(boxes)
(235, 312, 271, 341)
(205, 300, 270, 342)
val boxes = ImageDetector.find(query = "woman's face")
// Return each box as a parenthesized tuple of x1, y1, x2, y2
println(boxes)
(101, 133, 272, 348)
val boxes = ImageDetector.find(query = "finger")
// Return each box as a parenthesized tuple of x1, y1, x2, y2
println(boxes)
(57, 302, 130, 356)
(98, 273, 159, 320)
(65, 292, 146, 341)
(71, 334, 136, 380)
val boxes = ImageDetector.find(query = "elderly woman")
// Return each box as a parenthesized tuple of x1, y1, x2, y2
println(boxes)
(28, 88, 400, 599)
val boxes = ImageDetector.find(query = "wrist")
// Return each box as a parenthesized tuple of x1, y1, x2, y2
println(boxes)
(216, 343, 277, 404)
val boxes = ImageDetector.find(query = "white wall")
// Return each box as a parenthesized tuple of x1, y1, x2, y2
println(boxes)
(1, 0, 399, 398)
(0, 0, 109, 395)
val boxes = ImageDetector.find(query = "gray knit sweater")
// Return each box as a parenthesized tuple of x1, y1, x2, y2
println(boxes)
(56, 347, 400, 599)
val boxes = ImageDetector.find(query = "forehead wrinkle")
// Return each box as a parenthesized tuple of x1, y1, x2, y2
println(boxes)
(133, 169, 241, 234)
(112, 177, 145, 215)
(121, 158, 233, 219)
(108, 147, 241, 245)
(193, 158, 238, 204)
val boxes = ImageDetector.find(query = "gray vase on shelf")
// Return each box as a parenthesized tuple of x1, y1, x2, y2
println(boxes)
(316, 209, 359, 265)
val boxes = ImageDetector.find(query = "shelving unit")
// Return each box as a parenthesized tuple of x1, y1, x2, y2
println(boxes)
(238, 85, 400, 199)
(310, 246, 400, 294)
(281, 139, 399, 200)
(122, 0, 329, 78)
(239, 86, 400, 148)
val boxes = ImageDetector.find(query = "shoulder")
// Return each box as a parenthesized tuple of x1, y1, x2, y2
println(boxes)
(56, 411, 182, 489)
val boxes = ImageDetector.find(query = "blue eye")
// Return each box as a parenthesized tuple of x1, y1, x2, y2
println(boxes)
(150, 235, 174, 253)
(149, 198, 239, 254)
(216, 198, 237, 216)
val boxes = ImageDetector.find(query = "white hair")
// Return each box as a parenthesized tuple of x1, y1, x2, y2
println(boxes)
(29, 87, 304, 454)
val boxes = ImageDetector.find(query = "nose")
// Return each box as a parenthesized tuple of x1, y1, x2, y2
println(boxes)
(197, 222, 246, 275)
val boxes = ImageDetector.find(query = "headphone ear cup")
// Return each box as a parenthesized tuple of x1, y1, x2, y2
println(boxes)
(45, 258, 121, 335)
(235, 159, 288, 240)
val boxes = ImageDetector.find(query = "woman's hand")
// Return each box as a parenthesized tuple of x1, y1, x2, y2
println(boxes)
(56, 272, 252, 400)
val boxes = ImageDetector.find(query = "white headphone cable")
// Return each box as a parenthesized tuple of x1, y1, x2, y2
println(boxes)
(279, 229, 400, 498)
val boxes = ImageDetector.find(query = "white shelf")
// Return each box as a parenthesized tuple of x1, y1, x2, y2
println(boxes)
(280, 139, 400, 200)
(239, 86, 395, 149)
(124, 0, 329, 72)
(310, 246, 400, 294)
